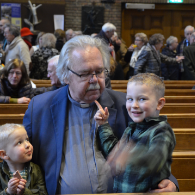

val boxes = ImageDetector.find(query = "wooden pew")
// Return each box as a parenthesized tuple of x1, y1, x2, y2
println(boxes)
(172, 151, 195, 191)
(1, 103, 195, 114)
(0, 113, 195, 150)
(114, 89, 195, 96)
(161, 103, 195, 113)
(0, 114, 24, 125)
(0, 104, 28, 114)
(165, 96, 195, 103)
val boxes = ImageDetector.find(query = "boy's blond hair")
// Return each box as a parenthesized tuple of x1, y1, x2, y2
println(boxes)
(0, 124, 24, 150)
(128, 73, 165, 98)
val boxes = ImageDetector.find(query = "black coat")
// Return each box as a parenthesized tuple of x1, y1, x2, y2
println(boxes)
(161, 47, 180, 80)
(182, 42, 195, 80)
(0, 79, 34, 103)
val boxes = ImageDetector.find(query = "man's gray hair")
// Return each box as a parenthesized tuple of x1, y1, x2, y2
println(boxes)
(102, 22, 116, 32)
(47, 55, 60, 67)
(184, 25, 194, 33)
(66, 29, 73, 35)
(41, 33, 56, 48)
(0, 124, 24, 150)
(4, 24, 20, 37)
(56, 35, 110, 84)
(166, 36, 177, 46)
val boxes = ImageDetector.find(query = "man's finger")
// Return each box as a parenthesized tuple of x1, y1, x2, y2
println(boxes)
(94, 100, 104, 110)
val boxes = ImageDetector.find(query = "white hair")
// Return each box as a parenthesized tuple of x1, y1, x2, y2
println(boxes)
(113, 32, 118, 38)
(66, 29, 73, 35)
(102, 22, 116, 32)
(0, 124, 24, 149)
(47, 55, 60, 67)
(56, 35, 110, 84)
(166, 36, 177, 46)
(184, 25, 194, 33)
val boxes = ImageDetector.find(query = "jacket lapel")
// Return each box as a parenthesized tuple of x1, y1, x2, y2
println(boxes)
(99, 89, 117, 130)
(50, 86, 69, 181)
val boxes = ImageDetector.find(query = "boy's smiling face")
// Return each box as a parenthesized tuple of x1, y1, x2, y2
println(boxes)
(5, 127, 33, 164)
(126, 82, 165, 123)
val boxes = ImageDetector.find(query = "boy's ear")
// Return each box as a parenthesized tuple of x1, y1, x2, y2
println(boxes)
(0, 150, 9, 160)
(156, 97, 165, 111)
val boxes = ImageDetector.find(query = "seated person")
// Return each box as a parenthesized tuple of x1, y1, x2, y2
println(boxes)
(0, 59, 32, 104)
(0, 123, 47, 194)
(94, 73, 176, 193)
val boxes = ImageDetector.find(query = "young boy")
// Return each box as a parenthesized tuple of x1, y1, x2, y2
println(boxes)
(94, 73, 176, 193)
(0, 123, 47, 195)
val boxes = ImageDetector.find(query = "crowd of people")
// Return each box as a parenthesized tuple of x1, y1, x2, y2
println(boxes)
(0, 18, 190, 194)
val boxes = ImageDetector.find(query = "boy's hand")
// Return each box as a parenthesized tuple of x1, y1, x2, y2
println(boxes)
(16, 179, 27, 195)
(107, 140, 135, 176)
(7, 178, 19, 195)
(94, 100, 109, 126)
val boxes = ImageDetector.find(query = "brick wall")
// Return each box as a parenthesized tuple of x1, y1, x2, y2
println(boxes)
(0, 0, 195, 37)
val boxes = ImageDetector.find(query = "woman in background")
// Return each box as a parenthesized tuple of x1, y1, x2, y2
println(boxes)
(30, 33, 59, 79)
(30, 31, 45, 56)
(124, 33, 148, 78)
(134, 33, 184, 76)
(0, 59, 32, 104)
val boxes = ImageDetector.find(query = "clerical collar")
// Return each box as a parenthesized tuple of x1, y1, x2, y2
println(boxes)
(67, 89, 93, 108)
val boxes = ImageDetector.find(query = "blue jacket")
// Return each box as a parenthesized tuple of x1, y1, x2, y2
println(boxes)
(23, 85, 130, 194)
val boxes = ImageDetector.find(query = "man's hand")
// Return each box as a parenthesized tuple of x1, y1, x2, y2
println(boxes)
(176, 55, 184, 63)
(16, 179, 27, 195)
(94, 100, 109, 126)
(17, 97, 31, 104)
(149, 179, 177, 193)
(7, 178, 19, 195)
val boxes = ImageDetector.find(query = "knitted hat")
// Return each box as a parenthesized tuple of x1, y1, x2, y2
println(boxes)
(20, 27, 33, 37)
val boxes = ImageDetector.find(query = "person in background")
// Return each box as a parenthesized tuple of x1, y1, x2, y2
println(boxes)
(96, 22, 116, 58)
(124, 33, 148, 79)
(0, 59, 32, 104)
(0, 123, 48, 194)
(72, 31, 83, 37)
(65, 29, 73, 41)
(177, 25, 194, 55)
(54, 29, 66, 52)
(161, 36, 180, 80)
(47, 55, 63, 89)
(2, 24, 31, 75)
(23, 35, 178, 194)
(182, 32, 195, 80)
(134, 33, 184, 76)
(111, 32, 129, 79)
(30, 33, 59, 79)
(20, 27, 34, 50)
(29, 31, 45, 56)
(0, 18, 10, 50)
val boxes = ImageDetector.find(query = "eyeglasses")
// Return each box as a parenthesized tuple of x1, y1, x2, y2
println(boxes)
(67, 67, 108, 81)
(47, 70, 53, 75)
(9, 71, 22, 76)
(135, 39, 142, 42)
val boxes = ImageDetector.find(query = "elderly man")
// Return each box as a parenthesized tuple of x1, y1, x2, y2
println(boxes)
(0, 18, 10, 50)
(177, 25, 194, 56)
(47, 55, 62, 88)
(182, 32, 195, 79)
(96, 22, 116, 58)
(23, 36, 178, 194)
(2, 24, 31, 74)
(65, 29, 73, 41)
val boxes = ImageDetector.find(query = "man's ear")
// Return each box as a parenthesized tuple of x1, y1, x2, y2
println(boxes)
(157, 97, 165, 111)
(0, 150, 9, 160)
